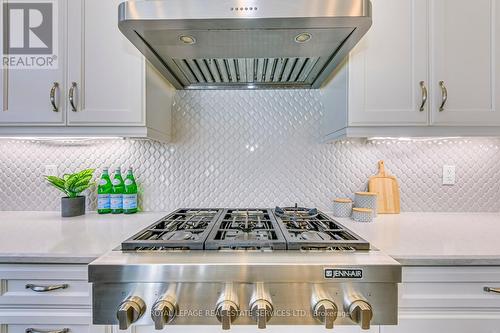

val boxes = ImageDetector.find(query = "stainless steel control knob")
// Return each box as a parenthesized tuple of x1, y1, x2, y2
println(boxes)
(216, 300, 239, 330)
(250, 299, 273, 329)
(313, 300, 338, 329)
(117, 296, 146, 330)
(349, 300, 373, 330)
(151, 298, 177, 330)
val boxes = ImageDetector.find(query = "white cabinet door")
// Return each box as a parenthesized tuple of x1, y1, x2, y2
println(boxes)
(381, 318, 500, 333)
(66, 0, 144, 126)
(348, 0, 429, 126)
(0, 0, 66, 125)
(430, 0, 500, 125)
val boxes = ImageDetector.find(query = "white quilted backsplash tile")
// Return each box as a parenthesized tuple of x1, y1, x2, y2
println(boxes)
(0, 90, 499, 212)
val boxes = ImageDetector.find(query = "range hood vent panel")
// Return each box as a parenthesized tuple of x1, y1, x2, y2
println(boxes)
(119, 0, 372, 90)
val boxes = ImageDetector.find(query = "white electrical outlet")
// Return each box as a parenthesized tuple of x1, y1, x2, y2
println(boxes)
(44, 165, 58, 176)
(442, 165, 456, 185)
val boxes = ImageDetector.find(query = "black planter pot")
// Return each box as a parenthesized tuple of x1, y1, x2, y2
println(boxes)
(61, 196, 86, 217)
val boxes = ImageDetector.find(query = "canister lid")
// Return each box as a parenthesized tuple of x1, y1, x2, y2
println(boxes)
(333, 198, 352, 203)
(352, 208, 373, 213)
(355, 192, 377, 196)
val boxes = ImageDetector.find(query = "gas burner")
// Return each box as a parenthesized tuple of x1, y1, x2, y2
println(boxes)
(299, 231, 332, 241)
(274, 208, 370, 251)
(274, 205, 319, 219)
(162, 231, 194, 241)
(205, 209, 287, 250)
(121, 209, 223, 250)
(228, 230, 270, 241)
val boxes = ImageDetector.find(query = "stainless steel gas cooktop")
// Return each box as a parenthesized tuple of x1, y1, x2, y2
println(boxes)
(89, 206, 401, 330)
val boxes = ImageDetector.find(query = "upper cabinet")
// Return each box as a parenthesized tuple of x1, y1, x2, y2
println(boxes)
(430, 0, 500, 125)
(0, 0, 173, 142)
(0, 0, 67, 125)
(323, 0, 500, 141)
(66, 0, 144, 125)
(348, 0, 429, 126)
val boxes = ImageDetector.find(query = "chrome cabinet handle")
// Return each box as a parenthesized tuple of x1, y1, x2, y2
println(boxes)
(50, 82, 59, 112)
(69, 82, 77, 112)
(484, 287, 500, 294)
(25, 283, 69, 292)
(439, 80, 448, 112)
(419, 81, 428, 112)
(26, 328, 69, 333)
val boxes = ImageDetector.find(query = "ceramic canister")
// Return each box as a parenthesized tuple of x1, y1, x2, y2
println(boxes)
(332, 198, 353, 218)
(354, 192, 378, 217)
(352, 208, 374, 223)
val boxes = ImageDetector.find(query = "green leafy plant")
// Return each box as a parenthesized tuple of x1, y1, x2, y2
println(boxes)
(45, 169, 95, 198)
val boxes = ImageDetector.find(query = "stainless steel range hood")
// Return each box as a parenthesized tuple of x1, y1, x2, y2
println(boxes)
(118, 0, 372, 90)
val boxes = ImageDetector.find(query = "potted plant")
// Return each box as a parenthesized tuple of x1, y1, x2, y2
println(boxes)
(45, 169, 95, 217)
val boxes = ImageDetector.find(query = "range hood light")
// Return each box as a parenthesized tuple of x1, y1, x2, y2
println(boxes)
(179, 35, 196, 45)
(294, 33, 312, 43)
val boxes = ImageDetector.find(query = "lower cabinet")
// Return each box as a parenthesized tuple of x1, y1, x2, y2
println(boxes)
(0, 325, 107, 333)
(2, 264, 500, 332)
(381, 266, 500, 333)
(382, 318, 500, 333)
(0, 264, 108, 333)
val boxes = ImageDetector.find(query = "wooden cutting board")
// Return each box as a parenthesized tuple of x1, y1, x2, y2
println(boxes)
(368, 161, 401, 214)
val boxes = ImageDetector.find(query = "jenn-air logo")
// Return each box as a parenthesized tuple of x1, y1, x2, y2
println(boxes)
(324, 268, 363, 279)
(2, 0, 58, 69)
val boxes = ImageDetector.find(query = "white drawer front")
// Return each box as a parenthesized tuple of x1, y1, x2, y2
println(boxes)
(399, 282, 500, 309)
(0, 265, 90, 307)
(400, 267, 500, 309)
(0, 280, 90, 306)
(1, 325, 105, 333)
(0, 308, 91, 325)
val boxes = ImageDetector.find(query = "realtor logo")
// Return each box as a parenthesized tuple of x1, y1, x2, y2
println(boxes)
(2, 1, 58, 69)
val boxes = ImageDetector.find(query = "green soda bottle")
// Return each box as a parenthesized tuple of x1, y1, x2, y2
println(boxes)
(123, 167, 138, 214)
(97, 168, 112, 214)
(110, 167, 124, 214)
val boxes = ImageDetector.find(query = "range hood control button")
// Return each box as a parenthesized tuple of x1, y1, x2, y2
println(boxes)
(349, 300, 373, 330)
(313, 300, 338, 329)
(151, 297, 177, 330)
(116, 296, 146, 330)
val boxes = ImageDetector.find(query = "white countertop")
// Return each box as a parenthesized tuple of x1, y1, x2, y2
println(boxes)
(0, 211, 166, 264)
(0, 211, 499, 265)
(335, 213, 500, 266)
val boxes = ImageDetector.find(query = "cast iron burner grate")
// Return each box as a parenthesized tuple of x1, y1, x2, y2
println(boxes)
(274, 205, 370, 251)
(205, 209, 287, 250)
(121, 208, 223, 250)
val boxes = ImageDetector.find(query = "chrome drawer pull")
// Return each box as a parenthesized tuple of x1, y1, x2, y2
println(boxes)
(484, 287, 500, 294)
(50, 82, 59, 112)
(26, 328, 69, 333)
(419, 81, 427, 112)
(439, 80, 448, 112)
(69, 82, 78, 112)
(25, 283, 69, 292)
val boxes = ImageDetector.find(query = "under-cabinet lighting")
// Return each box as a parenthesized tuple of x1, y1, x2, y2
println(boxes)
(0, 136, 125, 141)
(367, 137, 466, 142)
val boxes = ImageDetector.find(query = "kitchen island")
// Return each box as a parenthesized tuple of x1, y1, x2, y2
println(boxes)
(0, 211, 499, 333)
